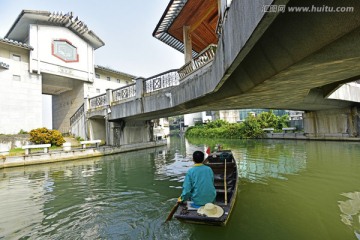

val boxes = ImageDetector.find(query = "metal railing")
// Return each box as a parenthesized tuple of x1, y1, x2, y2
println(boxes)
(86, 44, 218, 112)
(89, 93, 107, 109)
(70, 104, 84, 126)
(144, 69, 180, 93)
(178, 44, 217, 79)
(113, 83, 136, 102)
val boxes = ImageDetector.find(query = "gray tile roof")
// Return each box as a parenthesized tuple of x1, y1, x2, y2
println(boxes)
(5, 10, 104, 50)
(95, 65, 137, 79)
(0, 38, 33, 50)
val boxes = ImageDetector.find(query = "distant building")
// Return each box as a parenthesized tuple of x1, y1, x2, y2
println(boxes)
(219, 110, 240, 123)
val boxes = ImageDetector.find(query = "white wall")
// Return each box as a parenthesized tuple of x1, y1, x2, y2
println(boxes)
(88, 119, 106, 142)
(85, 78, 127, 98)
(70, 114, 86, 139)
(328, 82, 360, 103)
(219, 110, 240, 123)
(52, 80, 84, 133)
(184, 112, 203, 126)
(29, 24, 94, 82)
(42, 95, 52, 129)
(202, 112, 213, 123)
(0, 56, 42, 134)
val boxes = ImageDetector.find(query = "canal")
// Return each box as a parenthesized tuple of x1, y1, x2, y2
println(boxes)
(0, 136, 359, 239)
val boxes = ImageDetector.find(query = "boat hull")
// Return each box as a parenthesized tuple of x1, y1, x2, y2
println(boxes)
(174, 150, 238, 226)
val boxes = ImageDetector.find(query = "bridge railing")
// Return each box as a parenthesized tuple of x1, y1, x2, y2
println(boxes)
(89, 93, 107, 109)
(113, 83, 136, 102)
(178, 44, 217, 79)
(86, 45, 217, 112)
(144, 69, 180, 94)
(70, 103, 84, 126)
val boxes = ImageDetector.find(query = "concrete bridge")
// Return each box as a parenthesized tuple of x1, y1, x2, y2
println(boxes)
(72, 0, 360, 145)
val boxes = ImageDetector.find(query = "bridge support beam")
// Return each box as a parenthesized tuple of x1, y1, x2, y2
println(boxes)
(112, 120, 154, 146)
(303, 107, 360, 138)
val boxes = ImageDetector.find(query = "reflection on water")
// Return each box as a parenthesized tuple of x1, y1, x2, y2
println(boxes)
(0, 137, 360, 239)
(339, 192, 360, 239)
(237, 142, 307, 183)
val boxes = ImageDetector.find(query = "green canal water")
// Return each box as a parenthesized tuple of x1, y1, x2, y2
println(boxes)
(1, 136, 360, 240)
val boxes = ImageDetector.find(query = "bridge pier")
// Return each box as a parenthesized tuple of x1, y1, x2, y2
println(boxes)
(87, 118, 106, 144)
(303, 107, 360, 138)
(112, 120, 154, 146)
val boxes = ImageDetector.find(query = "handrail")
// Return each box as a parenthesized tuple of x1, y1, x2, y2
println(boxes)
(85, 44, 218, 112)
(144, 69, 180, 93)
(89, 93, 107, 109)
(70, 103, 84, 126)
(178, 44, 217, 79)
(112, 83, 136, 102)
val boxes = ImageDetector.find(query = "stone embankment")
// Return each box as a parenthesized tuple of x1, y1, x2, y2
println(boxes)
(0, 140, 167, 169)
(263, 132, 360, 141)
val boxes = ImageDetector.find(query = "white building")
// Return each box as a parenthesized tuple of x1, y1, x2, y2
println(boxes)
(0, 10, 135, 134)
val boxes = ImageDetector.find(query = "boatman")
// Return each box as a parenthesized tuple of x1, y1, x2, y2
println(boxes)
(178, 151, 216, 207)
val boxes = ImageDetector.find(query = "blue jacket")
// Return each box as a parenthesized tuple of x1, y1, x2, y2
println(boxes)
(180, 163, 216, 206)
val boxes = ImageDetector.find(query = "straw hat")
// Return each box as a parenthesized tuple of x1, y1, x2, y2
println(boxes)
(197, 203, 224, 218)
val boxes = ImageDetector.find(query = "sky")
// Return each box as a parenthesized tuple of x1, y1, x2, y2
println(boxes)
(0, 0, 184, 78)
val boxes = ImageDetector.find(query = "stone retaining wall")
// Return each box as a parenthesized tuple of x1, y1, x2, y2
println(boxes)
(0, 140, 167, 169)
(0, 134, 30, 151)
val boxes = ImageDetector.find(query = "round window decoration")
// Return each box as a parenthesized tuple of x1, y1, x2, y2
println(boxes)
(52, 39, 79, 62)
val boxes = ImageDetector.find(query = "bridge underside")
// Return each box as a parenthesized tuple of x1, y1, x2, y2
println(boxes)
(195, 0, 360, 112)
(110, 0, 360, 122)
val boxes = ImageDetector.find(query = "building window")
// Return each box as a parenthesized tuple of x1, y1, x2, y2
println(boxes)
(52, 39, 79, 62)
(96, 88, 100, 93)
(206, 111, 212, 116)
(12, 54, 21, 61)
(106, 77, 110, 81)
(12, 75, 21, 81)
(95, 74, 100, 79)
(117, 79, 120, 83)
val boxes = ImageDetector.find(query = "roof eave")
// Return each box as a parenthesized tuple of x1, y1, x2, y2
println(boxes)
(0, 38, 33, 50)
(95, 65, 137, 79)
(152, 0, 199, 56)
(5, 10, 105, 50)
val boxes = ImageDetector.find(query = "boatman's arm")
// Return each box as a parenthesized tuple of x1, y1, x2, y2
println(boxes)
(180, 171, 192, 202)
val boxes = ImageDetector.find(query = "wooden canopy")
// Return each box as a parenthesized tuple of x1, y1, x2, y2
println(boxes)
(153, 0, 219, 54)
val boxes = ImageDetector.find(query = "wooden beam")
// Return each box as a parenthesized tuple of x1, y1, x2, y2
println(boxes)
(183, 26, 192, 63)
(190, 5, 217, 32)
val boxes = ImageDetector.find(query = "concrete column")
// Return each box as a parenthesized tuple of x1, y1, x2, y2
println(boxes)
(350, 106, 360, 137)
(183, 26, 192, 63)
(107, 122, 115, 145)
(118, 120, 154, 144)
(83, 97, 90, 140)
(303, 108, 358, 138)
(135, 77, 145, 99)
(105, 89, 113, 145)
(106, 88, 113, 106)
(84, 97, 89, 111)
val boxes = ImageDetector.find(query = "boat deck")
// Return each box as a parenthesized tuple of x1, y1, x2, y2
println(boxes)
(174, 151, 238, 226)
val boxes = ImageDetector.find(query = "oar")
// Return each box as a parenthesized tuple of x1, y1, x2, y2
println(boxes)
(224, 158, 228, 205)
(165, 202, 180, 222)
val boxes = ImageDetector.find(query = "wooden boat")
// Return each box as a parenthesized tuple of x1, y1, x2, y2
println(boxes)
(173, 150, 238, 226)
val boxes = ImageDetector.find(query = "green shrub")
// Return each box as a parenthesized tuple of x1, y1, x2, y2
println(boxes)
(18, 129, 28, 134)
(76, 136, 84, 142)
(29, 127, 65, 146)
(185, 111, 291, 139)
(256, 111, 289, 130)
(242, 114, 264, 138)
